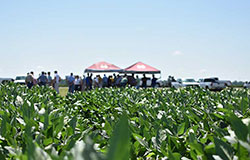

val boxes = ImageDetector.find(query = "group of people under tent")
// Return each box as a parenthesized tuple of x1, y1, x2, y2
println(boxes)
(24, 71, 158, 94)
(65, 73, 158, 93)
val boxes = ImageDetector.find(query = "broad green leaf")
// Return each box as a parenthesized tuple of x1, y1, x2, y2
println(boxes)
(236, 141, 250, 159)
(214, 137, 233, 160)
(189, 142, 204, 156)
(43, 138, 53, 146)
(168, 150, 181, 160)
(204, 143, 216, 154)
(227, 113, 248, 141)
(177, 123, 185, 135)
(69, 116, 77, 134)
(54, 116, 64, 135)
(107, 114, 130, 160)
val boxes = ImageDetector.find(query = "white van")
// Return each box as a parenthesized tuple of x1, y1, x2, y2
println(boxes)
(14, 76, 26, 85)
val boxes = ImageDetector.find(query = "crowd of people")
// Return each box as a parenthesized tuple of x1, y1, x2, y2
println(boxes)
(25, 71, 158, 93)
(25, 71, 61, 93)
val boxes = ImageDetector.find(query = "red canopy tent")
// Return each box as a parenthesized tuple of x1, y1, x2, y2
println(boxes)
(84, 61, 122, 73)
(123, 62, 161, 74)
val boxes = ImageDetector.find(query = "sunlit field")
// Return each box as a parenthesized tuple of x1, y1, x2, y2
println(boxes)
(0, 83, 250, 159)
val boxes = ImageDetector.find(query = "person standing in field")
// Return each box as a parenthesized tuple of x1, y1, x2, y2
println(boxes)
(67, 73, 75, 93)
(94, 76, 99, 88)
(86, 73, 93, 90)
(120, 74, 128, 87)
(81, 75, 86, 91)
(102, 74, 108, 88)
(38, 71, 48, 86)
(108, 75, 112, 87)
(90, 73, 93, 89)
(47, 72, 52, 86)
(74, 75, 81, 91)
(115, 74, 122, 87)
(30, 71, 37, 86)
(136, 75, 141, 89)
(151, 74, 157, 88)
(110, 75, 115, 87)
(25, 72, 34, 89)
(113, 74, 117, 87)
(128, 73, 136, 87)
(141, 74, 149, 88)
(97, 75, 102, 88)
(53, 71, 61, 93)
(86, 73, 90, 90)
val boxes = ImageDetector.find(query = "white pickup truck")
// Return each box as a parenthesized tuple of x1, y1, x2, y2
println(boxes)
(14, 76, 26, 85)
(211, 77, 232, 87)
(139, 79, 180, 88)
(199, 78, 226, 91)
(148, 79, 182, 88)
(182, 78, 200, 87)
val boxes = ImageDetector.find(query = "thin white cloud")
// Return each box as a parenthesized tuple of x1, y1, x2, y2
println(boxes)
(172, 51, 183, 56)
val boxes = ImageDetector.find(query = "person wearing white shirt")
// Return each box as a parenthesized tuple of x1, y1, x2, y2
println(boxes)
(74, 75, 81, 91)
(53, 71, 61, 93)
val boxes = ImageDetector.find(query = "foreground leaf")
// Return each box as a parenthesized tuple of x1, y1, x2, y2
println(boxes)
(106, 114, 130, 160)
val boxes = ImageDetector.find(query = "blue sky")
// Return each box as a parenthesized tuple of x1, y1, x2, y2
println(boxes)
(0, 0, 249, 80)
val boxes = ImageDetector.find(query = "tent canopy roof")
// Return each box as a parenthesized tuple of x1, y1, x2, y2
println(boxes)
(85, 61, 122, 73)
(124, 62, 161, 74)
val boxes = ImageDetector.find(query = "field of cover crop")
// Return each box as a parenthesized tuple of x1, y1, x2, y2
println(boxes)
(0, 83, 250, 160)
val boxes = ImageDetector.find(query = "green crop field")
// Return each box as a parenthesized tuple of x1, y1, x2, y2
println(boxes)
(0, 83, 250, 160)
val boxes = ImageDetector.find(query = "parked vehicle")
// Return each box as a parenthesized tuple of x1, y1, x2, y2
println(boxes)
(243, 82, 250, 89)
(199, 78, 226, 91)
(177, 78, 182, 83)
(14, 76, 26, 85)
(155, 79, 181, 88)
(182, 78, 200, 87)
(166, 80, 182, 89)
(155, 79, 166, 87)
(0, 78, 14, 84)
(198, 79, 203, 82)
(139, 79, 161, 87)
(171, 81, 183, 89)
(220, 80, 232, 87)
(210, 77, 232, 87)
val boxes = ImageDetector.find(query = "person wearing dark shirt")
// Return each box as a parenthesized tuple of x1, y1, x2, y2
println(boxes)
(151, 74, 157, 88)
(47, 72, 52, 86)
(108, 75, 112, 87)
(113, 74, 117, 87)
(115, 74, 122, 87)
(141, 74, 149, 88)
(67, 73, 75, 93)
(38, 72, 48, 86)
(102, 74, 108, 87)
(86, 73, 93, 90)
(25, 72, 34, 89)
(120, 74, 128, 87)
(128, 73, 136, 86)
